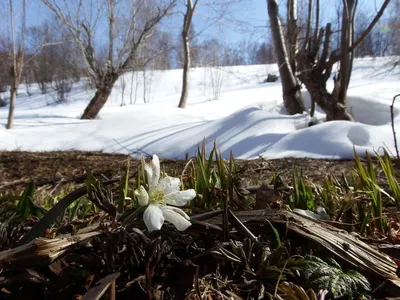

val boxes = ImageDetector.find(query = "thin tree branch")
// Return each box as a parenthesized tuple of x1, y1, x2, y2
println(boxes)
(330, 0, 391, 64)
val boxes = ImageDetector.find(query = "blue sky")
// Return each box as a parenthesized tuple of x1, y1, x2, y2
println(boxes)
(14, 0, 269, 47)
(2, 0, 389, 47)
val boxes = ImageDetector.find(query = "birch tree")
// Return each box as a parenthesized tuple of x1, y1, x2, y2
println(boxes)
(178, 0, 198, 108)
(6, 0, 26, 129)
(41, 0, 176, 119)
(177, 0, 245, 108)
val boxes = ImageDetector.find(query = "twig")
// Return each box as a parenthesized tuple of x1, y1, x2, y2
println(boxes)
(194, 266, 201, 300)
(190, 209, 223, 221)
(227, 209, 261, 248)
(391, 94, 400, 159)
(82, 272, 120, 300)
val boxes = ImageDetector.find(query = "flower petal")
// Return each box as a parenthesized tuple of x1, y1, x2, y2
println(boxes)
(164, 189, 196, 206)
(161, 206, 191, 231)
(134, 185, 149, 206)
(143, 205, 164, 231)
(144, 162, 152, 186)
(156, 176, 181, 194)
(151, 154, 161, 190)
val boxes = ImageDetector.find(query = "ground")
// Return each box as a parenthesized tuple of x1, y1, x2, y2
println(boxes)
(0, 150, 384, 195)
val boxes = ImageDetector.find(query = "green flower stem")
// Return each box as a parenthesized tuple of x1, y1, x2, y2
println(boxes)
(121, 205, 147, 227)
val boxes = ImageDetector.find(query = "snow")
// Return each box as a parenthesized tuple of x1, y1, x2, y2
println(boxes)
(0, 57, 399, 160)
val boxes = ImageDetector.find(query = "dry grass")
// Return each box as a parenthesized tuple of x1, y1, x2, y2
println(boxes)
(0, 151, 363, 193)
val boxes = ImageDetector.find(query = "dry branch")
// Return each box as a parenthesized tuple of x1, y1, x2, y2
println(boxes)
(391, 94, 400, 159)
(0, 231, 101, 268)
(82, 272, 120, 300)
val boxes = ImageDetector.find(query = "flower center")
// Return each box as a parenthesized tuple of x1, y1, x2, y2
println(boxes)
(150, 189, 165, 204)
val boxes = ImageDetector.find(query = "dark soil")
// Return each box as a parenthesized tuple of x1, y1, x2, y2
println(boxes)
(0, 151, 360, 193)
(1, 151, 400, 299)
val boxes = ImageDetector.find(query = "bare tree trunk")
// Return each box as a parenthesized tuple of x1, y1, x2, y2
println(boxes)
(338, 0, 357, 104)
(120, 76, 126, 106)
(81, 72, 118, 119)
(178, 36, 190, 108)
(286, 0, 298, 73)
(267, 0, 305, 115)
(303, 75, 354, 121)
(178, 0, 198, 109)
(6, 0, 26, 129)
(297, 23, 354, 121)
(6, 81, 17, 129)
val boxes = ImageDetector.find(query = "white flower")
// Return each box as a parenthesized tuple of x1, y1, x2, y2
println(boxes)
(134, 154, 196, 232)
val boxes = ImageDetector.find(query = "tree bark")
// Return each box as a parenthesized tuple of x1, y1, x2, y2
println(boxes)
(267, 0, 305, 115)
(178, 34, 191, 108)
(178, 0, 197, 109)
(81, 72, 118, 120)
(286, 0, 298, 73)
(338, 0, 357, 104)
(6, 82, 17, 129)
(297, 26, 354, 122)
(307, 85, 354, 121)
(6, 0, 26, 129)
(294, 0, 389, 122)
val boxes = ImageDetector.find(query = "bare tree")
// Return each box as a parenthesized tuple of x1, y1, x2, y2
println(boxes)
(178, 0, 199, 109)
(354, 11, 375, 57)
(25, 20, 82, 98)
(0, 37, 12, 94)
(286, 0, 299, 73)
(26, 22, 54, 94)
(390, 0, 400, 56)
(267, 0, 305, 115)
(224, 40, 248, 66)
(151, 31, 173, 70)
(177, 0, 244, 108)
(295, 0, 391, 121)
(120, 75, 126, 106)
(254, 42, 275, 64)
(6, 0, 26, 129)
(41, 0, 176, 119)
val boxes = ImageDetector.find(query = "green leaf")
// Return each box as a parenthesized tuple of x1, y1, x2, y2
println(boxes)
(266, 219, 282, 248)
(68, 197, 83, 221)
(17, 177, 121, 246)
(206, 140, 216, 176)
(16, 181, 36, 217)
(304, 255, 370, 298)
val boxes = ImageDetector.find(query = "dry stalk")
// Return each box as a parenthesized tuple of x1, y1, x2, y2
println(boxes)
(391, 94, 400, 159)
(0, 231, 101, 267)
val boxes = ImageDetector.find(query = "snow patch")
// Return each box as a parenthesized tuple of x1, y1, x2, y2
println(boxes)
(0, 57, 399, 159)
(347, 96, 400, 125)
(347, 126, 371, 147)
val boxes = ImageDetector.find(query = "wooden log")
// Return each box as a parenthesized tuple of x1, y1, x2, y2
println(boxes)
(201, 209, 400, 287)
